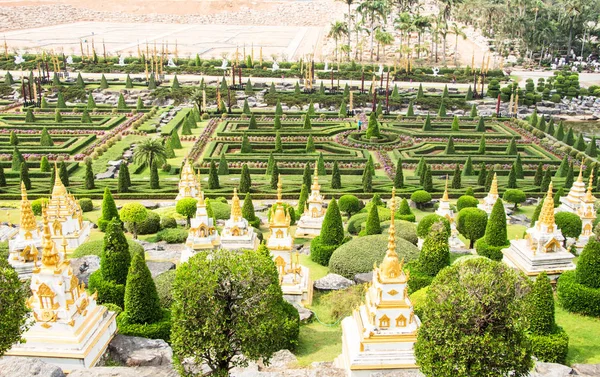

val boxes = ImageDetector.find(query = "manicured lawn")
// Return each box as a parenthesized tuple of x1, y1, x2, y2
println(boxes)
(556, 303, 600, 365)
(299, 254, 329, 281)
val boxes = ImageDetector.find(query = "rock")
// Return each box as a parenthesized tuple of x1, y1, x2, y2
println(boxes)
(70, 255, 100, 286)
(354, 271, 373, 284)
(293, 303, 313, 322)
(140, 201, 159, 209)
(314, 274, 354, 291)
(108, 335, 173, 367)
(529, 362, 572, 377)
(69, 367, 179, 377)
(261, 350, 298, 370)
(0, 357, 65, 377)
(572, 364, 600, 376)
(146, 261, 176, 279)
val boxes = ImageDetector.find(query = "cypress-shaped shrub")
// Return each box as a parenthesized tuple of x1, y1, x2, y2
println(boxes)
(40, 127, 54, 146)
(270, 163, 280, 190)
(303, 163, 311, 188)
(241, 132, 252, 153)
(451, 164, 461, 189)
(303, 114, 312, 130)
(366, 112, 380, 138)
(317, 153, 326, 176)
(170, 129, 182, 149)
(305, 135, 315, 153)
(476, 199, 508, 260)
(248, 113, 257, 129)
(208, 161, 220, 189)
(0, 166, 5, 187)
(394, 158, 404, 188)
(364, 201, 381, 235)
(20, 162, 30, 190)
(331, 161, 341, 189)
(54, 109, 63, 123)
(463, 156, 474, 176)
(311, 198, 344, 265)
(117, 93, 127, 109)
(297, 184, 308, 214)
(85, 160, 95, 190)
(81, 108, 92, 123)
(418, 221, 450, 276)
(123, 252, 162, 324)
(422, 113, 432, 131)
(239, 164, 252, 193)
(59, 161, 69, 186)
(444, 137, 455, 154)
(218, 152, 229, 175)
(506, 138, 518, 154)
(40, 156, 50, 172)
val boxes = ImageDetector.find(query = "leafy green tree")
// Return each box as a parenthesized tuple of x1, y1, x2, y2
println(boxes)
(120, 203, 148, 239)
(411, 190, 432, 210)
(124, 252, 162, 324)
(177, 198, 198, 227)
(101, 219, 131, 285)
(0, 263, 30, 357)
(331, 161, 341, 189)
(321, 198, 344, 246)
(85, 160, 95, 190)
(270, 163, 280, 190)
(133, 138, 166, 170)
(242, 193, 257, 224)
(456, 195, 479, 211)
(418, 221, 450, 275)
(503, 189, 526, 210)
(297, 184, 308, 214)
(338, 195, 360, 217)
(239, 164, 252, 193)
(208, 161, 220, 189)
(366, 112, 380, 138)
(554, 212, 582, 247)
(364, 200, 381, 235)
(415, 258, 533, 377)
(171, 249, 299, 376)
(457, 208, 488, 248)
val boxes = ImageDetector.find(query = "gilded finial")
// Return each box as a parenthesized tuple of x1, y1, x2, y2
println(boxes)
(577, 161, 584, 183)
(584, 172, 595, 203)
(231, 189, 242, 222)
(379, 188, 401, 280)
(490, 173, 499, 196)
(19, 181, 37, 233)
(442, 175, 449, 202)
(277, 174, 283, 203)
(313, 161, 318, 178)
(41, 205, 60, 268)
(538, 181, 555, 230)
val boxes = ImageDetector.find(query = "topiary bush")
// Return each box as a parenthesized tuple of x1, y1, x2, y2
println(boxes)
(208, 200, 231, 220)
(456, 195, 479, 211)
(409, 286, 429, 319)
(160, 216, 177, 229)
(79, 198, 94, 212)
(417, 214, 451, 239)
(529, 328, 569, 364)
(155, 269, 176, 309)
(557, 270, 600, 317)
(31, 198, 49, 216)
(88, 270, 126, 308)
(328, 234, 419, 279)
(411, 190, 432, 209)
(116, 309, 171, 341)
(156, 228, 189, 243)
(73, 239, 144, 258)
(125, 210, 160, 235)
(310, 236, 339, 266)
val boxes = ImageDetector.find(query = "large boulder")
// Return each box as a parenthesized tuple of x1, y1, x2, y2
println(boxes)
(314, 274, 354, 291)
(146, 261, 176, 279)
(572, 364, 600, 376)
(529, 362, 573, 377)
(70, 256, 100, 286)
(108, 335, 173, 367)
(0, 357, 65, 377)
(354, 272, 373, 284)
(69, 367, 178, 377)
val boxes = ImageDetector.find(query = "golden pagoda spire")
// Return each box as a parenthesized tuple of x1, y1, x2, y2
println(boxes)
(380, 188, 401, 280)
(584, 172, 595, 202)
(195, 169, 205, 206)
(490, 173, 499, 196)
(52, 161, 67, 197)
(577, 161, 584, 183)
(231, 189, 242, 222)
(277, 174, 283, 203)
(311, 162, 320, 191)
(442, 175, 449, 201)
(313, 162, 318, 179)
(20, 181, 37, 234)
(41, 206, 59, 268)
(538, 182, 555, 229)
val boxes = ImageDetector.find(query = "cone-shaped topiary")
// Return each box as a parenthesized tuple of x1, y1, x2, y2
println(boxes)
(321, 198, 344, 246)
(338, 100, 347, 117)
(11, 147, 24, 172)
(417, 83, 424, 98)
(574, 133, 587, 151)
(275, 132, 282, 152)
(275, 100, 283, 115)
(297, 184, 308, 214)
(366, 112, 380, 138)
(208, 161, 220, 189)
(305, 135, 315, 153)
(470, 103, 477, 117)
(451, 115, 460, 131)
(242, 192, 257, 224)
(20, 162, 30, 190)
(85, 160, 95, 190)
(81, 108, 92, 123)
(164, 138, 175, 158)
(394, 158, 404, 188)
(422, 113, 432, 131)
(418, 221, 450, 276)
(25, 108, 35, 123)
(170, 129, 182, 149)
(451, 164, 461, 189)
(534, 162, 544, 186)
(270, 163, 280, 190)
(218, 152, 229, 175)
(136, 97, 143, 111)
(101, 218, 131, 285)
(76, 72, 85, 88)
(463, 156, 474, 176)
(0, 166, 5, 187)
(243, 99, 251, 115)
(59, 161, 69, 186)
(586, 136, 598, 157)
(303, 114, 312, 130)
(302, 163, 311, 188)
(506, 138, 518, 154)
(40, 156, 50, 172)
(123, 252, 162, 324)
(117, 93, 127, 109)
(241, 132, 252, 153)
(40, 127, 54, 146)
(529, 272, 556, 334)
(239, 163, 252, 193)
(476, 117, 485, 132)
(57, 92, 66, 108)
(150, 161, 160, 189)
(331, 161, 341, 189)
(274, 115, 282, 130)
(125, 74, 133, 89)
(477, 163, 487, 186)
(406, 101, 414, 116)
(87, 93, 96, 109)
(100, 74, 109, 89)
(554, 121, 565, 140)
(555, 156, 569, 178)
(485, 199, 508, 247)
(148, 74, 156, 89)
(576, 238, 600, 289)
(564, 163, 574, 189)
(54, 109, 63, 123)
(317, 153, 326, 176)
(364, 200, 381, 235)
(445, 137, 455, 154)
(118, 164, 129, 193)
(437, 101, 447, 117)
(563, 127, 575, 146)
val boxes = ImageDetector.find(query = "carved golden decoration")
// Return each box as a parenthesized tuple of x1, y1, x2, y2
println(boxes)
(387, 289, 399, 296)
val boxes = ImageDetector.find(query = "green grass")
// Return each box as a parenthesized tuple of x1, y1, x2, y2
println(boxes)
(556, 303, 600, 365)
(299, 254, 329, 281)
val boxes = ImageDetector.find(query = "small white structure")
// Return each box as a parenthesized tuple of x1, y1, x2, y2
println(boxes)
(4, 208, 117, 373)
(180, 188, 221, 263)
(219, 189, 260, 251)
(267, 175, 312, 305)
(502, 183, 575, 281)
(435, 177, 466, 250)
(478, 173, 503, 215)
(167, 55, 177, 68)
(8, 182, 43, 279)
(295, 165, 326, 237)
(558, 165, 586, 214)
(175, 158, 201, 201)
(46, 163, 91, 251)
(335, 189, 421, 377)
(117, 55, 126, 66)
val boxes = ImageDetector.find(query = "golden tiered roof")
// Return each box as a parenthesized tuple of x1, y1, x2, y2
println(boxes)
(379, 188, 405, 281)
(20, 181, 37, 234)
(490, 173, 499, 196)
(442, 175, 449, 202)
(231, 189, 242, 222)
(48, 162, 78, 220)
(41, 207, 60, 268)
(538, 182, 555, 229)
(195, 170, 205, 206)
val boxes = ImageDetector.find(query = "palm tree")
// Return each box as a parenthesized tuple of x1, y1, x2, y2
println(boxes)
(394, 12, 414, 58)
(449, 22, 467, 66)
(412, 14, 432, 59)
(190, 88, 203, 112)
(559, 0, 584, 62)
(337, 0, 355, 60)
(133, 138, 167, 170)
(357, 0, 388, 61)
(328, 21, 349, 62)
(375, 29, 394, 61)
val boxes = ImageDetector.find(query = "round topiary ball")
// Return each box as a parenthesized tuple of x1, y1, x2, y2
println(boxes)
(125, 210, 160, 235)
(79, 198, 94, 212)
(328, 234, 419, 279)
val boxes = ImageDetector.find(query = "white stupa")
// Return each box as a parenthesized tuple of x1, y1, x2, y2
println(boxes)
(4, 207, 117, 373)
(558, 164, 586, 213)
(175, 158, 201, 201)
(180, 183, 221, 263)
(575, 174, 596, 250)
(8, 182, 43, 279)
(335, 188, 421, 377)
(295, 164, 326, 237)
(267, 175, 312, 305)
(219, 189, 260, 251)
(478, 173, 501, 215)
(502, 182, 575, 280)
(46, 163, 91, 251)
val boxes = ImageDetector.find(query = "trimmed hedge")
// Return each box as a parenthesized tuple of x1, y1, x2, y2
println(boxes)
(529, 327, 569, 364)
(155, 269, 176, 309)
(79, 198, 94, 212)
(156, 228, 188, 243)
(116, 309, 171, 341)
(557, 270, 600, 317)
(409, 286, 429, 319)
(160, 216, 177, 229)
(310, 236, 339, 266)
(475, 238, 505, 261)
(125, 210, 160, 235)
(416, 214, 451, 239)
(72, 239, 144, 258)
(328, 234, 419, 279)
(88, 270, 125, 308)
